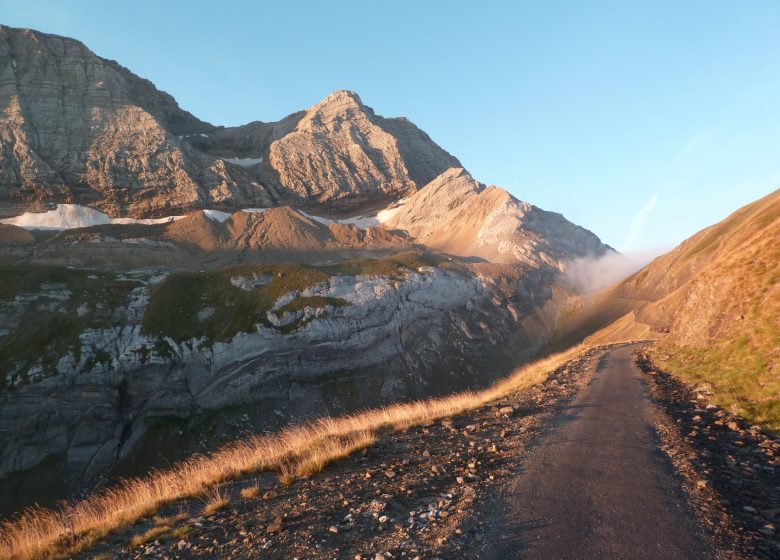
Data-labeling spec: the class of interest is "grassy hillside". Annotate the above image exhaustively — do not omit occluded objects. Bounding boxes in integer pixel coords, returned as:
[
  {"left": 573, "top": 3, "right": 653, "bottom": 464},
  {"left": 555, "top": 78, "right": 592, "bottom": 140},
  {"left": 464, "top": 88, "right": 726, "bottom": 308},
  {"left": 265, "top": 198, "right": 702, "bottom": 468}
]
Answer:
[{"left": 587, "top": 189, "right": 780, "bottom": 431}]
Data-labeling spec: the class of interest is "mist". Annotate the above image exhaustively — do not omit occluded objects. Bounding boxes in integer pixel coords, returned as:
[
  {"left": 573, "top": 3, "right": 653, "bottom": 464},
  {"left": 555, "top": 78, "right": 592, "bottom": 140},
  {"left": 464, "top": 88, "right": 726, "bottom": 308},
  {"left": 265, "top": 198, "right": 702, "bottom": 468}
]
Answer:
[{"left": 562, "top": 248, "right": 666, "bottom": 293}]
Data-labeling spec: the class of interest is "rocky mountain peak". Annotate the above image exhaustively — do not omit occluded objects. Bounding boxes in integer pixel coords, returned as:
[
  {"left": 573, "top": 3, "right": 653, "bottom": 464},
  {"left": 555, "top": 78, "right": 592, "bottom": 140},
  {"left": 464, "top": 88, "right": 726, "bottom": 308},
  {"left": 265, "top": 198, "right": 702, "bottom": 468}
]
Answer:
[
  {"left": 385, "top": 167, "right": 611, "bottom": 268},
  {"left": 312, "top": 89, "right": 365, "bottom": 110},
  {"left": 0, "top": 26, "right": 460, "bottom": 218}
]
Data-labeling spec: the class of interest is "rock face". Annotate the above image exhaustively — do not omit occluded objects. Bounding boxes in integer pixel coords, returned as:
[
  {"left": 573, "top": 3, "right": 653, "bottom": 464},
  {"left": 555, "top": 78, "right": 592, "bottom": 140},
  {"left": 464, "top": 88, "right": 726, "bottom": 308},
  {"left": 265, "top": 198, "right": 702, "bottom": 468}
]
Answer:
[
  {"left": 384, "top": 168, "right": 612, "bottom": 268},
  {"left": 260, "top": 91, "right": 460, "bottom": 208},
  {"left": 0, "top": 26, "right": 458, "bottom": 218},
  {"left": 0, "top": 264, "right": 527, "bottom": 511}
]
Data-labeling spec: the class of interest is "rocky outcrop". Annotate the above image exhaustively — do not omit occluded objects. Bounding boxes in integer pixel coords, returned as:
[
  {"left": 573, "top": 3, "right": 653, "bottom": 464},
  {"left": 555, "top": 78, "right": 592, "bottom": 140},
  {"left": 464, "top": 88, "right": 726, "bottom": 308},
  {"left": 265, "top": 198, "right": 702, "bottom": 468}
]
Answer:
[
  {"left": 0, "top": 26, "right": 458, "bottom": 218},
  {"left": 259, "top": 91, "right": 459, "bottom": 208},
  {"left": 384, "top": 168, "right": 613, "bottom": 269},
  {"left": 0, "top": 264, "right": 530, "bottom": 511},
  {"left": 0, "top": 26, "right": 227, "bottom": 217}
]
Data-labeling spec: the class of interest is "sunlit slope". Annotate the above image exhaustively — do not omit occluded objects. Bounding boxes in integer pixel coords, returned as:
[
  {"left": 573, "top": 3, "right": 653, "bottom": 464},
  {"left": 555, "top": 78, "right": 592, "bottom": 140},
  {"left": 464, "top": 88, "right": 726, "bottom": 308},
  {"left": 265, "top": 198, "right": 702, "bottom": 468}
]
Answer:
[{"left": 589, "top": 189, "right": 780, "bottom": 429}]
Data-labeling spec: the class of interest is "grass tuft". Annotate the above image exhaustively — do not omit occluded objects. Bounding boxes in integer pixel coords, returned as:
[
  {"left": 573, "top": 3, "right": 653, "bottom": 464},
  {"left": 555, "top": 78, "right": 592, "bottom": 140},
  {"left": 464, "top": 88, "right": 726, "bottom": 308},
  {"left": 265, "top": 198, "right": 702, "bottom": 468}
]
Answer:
[
  {"left": 130, "top": 525, "right": 170, "bottom": 548},
  {"left": 239, "top": 485, "right": 260, "bottom": 499},
  {"left": 200, "top": 487, "right": 230, "bottom": 517}
]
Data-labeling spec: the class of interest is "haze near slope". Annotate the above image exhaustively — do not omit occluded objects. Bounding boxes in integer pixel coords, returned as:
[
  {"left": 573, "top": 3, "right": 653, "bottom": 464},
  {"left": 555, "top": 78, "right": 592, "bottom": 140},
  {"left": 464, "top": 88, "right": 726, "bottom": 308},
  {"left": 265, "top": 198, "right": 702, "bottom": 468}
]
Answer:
[
  {"left": 589, "top": 188, "right": 780, "bottom": 430},
  {"left": 0, "top": 26, "right": 458, "bottom": 218}
]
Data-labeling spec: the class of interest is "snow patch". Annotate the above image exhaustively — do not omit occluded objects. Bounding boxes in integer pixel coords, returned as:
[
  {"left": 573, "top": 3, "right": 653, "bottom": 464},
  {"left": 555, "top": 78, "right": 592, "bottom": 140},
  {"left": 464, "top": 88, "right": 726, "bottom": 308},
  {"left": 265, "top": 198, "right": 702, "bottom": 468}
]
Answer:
[
  {"left": 376, "top": 206, "right": 402, "bottom": 223},
  {"left": 0, "top": 196, "right": 410, "bottom": 232},
  {"left": 112, "top": 216, "right": 183, "bottom": 226},
  {"left": 222, "top": 156, "right": 264, "bottom": 167},
  {"left": 298, "top": 197, "right": 409, "bottom": 229},
  {"left": 1, "top": 205, "right": 111, "bottom": 230},
  {"left": 298, "top": 210, "right": 334, "bottom": 225},
  {"left": 0, "top": 204, "right": 184, "bottom": 231},
  {"left": 202, "top": 209, "right": 232, "bottom": 222},
  {"left": 338, "top": 215, "right": 380, "bottom": 228}
]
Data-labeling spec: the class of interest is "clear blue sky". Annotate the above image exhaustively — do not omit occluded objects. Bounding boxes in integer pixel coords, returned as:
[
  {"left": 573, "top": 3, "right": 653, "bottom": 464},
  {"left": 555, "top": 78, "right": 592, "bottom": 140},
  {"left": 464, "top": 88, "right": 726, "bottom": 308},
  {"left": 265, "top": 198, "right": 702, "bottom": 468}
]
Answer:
[{"left": 3, "top": 0, "right": 780, "bottom": 254}]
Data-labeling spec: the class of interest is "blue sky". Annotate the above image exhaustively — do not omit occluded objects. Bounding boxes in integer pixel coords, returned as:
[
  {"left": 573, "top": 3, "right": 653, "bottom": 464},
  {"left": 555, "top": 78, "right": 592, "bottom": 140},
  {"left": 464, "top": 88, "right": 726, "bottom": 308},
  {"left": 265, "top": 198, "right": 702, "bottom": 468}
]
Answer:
[{"left": 3, "top": 1, "right": 780, "bottom": 254}]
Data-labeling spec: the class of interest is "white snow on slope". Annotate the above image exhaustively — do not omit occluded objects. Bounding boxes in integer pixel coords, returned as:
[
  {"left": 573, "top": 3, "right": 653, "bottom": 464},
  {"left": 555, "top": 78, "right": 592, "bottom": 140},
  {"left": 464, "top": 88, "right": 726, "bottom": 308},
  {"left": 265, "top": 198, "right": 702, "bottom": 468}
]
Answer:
[
  {"left": 202, "top": 209, "right": 232, "bottom": 222},
  {"left": 298, "top": 210, "right": 335, "bottom": 225},
  {"left": 221, "top": 156, "right": 264, "bottom": 167},
  {"left": 0, "top": 204, "right": 183, "bottom": 230},
  {"left": 0, "top": 204, "right": 112, "bottom": 229},
  {"left": 339, "top": 215, "right": 380, "bottom": 228},
  {"left": 298, "top": 199, "right": 408, "bottom": 229},
  {"left": 0, "top": 197, "right": 411, "bottom": 232}
]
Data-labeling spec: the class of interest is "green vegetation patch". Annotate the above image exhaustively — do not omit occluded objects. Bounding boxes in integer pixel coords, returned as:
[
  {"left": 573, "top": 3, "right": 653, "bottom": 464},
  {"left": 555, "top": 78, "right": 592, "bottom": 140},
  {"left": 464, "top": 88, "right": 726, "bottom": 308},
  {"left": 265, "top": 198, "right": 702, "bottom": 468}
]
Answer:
[
  {"left": 0, "top": 265, "right": 139, "bottom": 391},
  {"left": 653, "top": 334, "right": 780, "bottom": 433},
  {"left": 321, "top": 251, "right": 465, "bottom": 277},
  {"left": 141, "top": 264, "right": 331, "bottom": 345},
  {"left": 142, "top": 252, "right": 463, "bottom": 345},
  {"left": 130, "top": 525, "right": 171, "bottom": 547}
]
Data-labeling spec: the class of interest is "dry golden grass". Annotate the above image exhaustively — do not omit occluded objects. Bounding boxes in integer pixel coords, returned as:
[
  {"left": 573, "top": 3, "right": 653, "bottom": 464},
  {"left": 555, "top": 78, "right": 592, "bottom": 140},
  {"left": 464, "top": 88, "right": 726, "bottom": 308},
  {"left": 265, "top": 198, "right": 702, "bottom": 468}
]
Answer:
[
  {"left": 278, "top": 463, "right": 296, "bottom": 486},
  {"left": 129, "top": 525, "right": 170, "bottom": 548},
  {"left": 239, "top": 485, "right": 260, "bottom": 499},
  {"left": 200, "top": 487, "right": 230, "bottom": 517},
  {"left": 152, "top": 512, "right": 188, "bottom": 527},
  {"left": 0, "top": 344, "right": 586, "bottom": 560}
]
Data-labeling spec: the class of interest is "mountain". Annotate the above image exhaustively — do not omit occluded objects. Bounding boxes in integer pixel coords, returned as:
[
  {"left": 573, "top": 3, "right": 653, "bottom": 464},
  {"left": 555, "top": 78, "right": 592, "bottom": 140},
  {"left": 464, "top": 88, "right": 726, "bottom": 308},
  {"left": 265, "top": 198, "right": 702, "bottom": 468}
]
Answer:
[
  {"left": 0, "top": 25, "right": 615, "bottom": 515},
  {"left": 384, "top": 167, "right": 611, "bottom": 268},
  {"left": 581, "top": 189, "right": 780, "bottom": 429},
  {"left": 0, "top": 26, "right": 459, "bottom": 218}
]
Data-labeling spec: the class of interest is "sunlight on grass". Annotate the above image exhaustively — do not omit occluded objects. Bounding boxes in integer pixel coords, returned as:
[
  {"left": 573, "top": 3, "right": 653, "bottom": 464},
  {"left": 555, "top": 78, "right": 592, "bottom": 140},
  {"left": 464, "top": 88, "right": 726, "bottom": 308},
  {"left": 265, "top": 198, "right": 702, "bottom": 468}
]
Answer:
[{"left": 0, "top": 344, "right": 587, "bottom": 560}]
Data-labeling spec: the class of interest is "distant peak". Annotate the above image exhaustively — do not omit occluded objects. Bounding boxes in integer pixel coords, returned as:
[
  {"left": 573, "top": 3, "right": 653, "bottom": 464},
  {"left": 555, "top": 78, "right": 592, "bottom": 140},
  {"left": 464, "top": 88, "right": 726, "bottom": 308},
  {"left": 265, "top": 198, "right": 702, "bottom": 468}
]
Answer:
[
  {"left": 308, "top": 90, "right": 368, "bottom": 116},
  {"left": 319, "top": 90, "right": 363, "bottom": 105},
  {"left": 439, "top": 167, "right": 472, "bottom": 180}
]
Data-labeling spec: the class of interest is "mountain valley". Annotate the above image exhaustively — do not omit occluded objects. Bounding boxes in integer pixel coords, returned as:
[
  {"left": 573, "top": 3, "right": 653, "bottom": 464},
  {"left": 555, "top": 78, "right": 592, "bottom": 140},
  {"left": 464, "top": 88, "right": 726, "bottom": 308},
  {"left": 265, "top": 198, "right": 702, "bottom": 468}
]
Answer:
[{"left": 0, "top": 21, "right": 778, "bottom": 560}]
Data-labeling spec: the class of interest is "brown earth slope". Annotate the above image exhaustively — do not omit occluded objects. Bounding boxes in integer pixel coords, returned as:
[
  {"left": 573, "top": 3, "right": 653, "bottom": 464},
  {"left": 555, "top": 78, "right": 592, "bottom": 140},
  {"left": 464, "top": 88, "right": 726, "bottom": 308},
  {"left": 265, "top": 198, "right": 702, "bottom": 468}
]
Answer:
[{"left": 584, "top": 189, "right": 780, "bottom": 430}]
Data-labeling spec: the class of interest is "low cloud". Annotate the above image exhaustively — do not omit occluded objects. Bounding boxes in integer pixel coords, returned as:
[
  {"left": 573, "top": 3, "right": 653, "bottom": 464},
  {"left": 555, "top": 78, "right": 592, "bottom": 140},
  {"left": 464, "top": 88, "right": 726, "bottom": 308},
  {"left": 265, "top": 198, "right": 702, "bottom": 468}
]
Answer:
[{"left": 562, "top": 248, "right": 666, "bottom": 293}]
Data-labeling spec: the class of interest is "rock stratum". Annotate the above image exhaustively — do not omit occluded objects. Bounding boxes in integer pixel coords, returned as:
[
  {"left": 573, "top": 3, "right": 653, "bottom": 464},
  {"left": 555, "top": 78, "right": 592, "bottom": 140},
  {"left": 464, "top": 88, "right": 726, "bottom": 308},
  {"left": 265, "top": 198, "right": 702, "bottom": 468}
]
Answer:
[{"left": 0, "top": 256, "right": 532, "bottom": 511}]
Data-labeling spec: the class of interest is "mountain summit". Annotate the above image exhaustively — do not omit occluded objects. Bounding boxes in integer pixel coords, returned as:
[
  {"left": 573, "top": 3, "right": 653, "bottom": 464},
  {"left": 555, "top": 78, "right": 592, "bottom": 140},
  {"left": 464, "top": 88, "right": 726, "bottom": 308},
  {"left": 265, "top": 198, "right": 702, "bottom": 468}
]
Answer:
[{"left": 0, "top": 26, "right": 459, "bottom": 218}]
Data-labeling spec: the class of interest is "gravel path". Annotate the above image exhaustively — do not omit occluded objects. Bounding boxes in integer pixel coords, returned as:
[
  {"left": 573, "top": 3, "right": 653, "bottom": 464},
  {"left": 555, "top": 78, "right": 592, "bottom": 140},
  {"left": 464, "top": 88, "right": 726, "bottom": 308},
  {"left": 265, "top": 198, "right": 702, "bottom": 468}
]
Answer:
[{"left": 480, "top": 345, "right": 715, "bottom": 559}]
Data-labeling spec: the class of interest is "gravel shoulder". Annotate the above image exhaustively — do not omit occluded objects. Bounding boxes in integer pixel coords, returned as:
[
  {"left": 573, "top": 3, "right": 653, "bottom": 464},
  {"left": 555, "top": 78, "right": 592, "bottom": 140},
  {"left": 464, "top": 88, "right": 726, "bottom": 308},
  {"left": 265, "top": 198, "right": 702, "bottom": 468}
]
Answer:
[{"left": 637, "top": 349, "right": 780, "bottom": 559}]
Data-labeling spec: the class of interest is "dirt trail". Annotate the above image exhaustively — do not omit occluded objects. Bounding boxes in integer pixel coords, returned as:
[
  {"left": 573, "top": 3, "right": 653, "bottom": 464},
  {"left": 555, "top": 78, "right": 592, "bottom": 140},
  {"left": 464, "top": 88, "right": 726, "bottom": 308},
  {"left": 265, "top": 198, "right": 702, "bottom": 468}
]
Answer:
[{"left": 481, "top": 345, "right": 715, "bottom": 559}]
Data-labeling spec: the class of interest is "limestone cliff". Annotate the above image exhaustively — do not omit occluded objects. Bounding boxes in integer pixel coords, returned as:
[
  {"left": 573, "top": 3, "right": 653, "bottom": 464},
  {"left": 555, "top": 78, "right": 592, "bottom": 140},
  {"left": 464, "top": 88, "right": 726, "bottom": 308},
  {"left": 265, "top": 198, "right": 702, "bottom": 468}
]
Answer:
[{"left": 0, "top": 260, "right": 529, "bottom": 512}]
